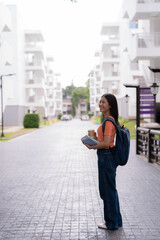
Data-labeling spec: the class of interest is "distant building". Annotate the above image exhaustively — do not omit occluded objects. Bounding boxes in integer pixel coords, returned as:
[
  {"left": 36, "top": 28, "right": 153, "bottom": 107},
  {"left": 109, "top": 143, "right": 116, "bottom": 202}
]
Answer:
[
  {"left": 76, "top": 99, "right": 88, "bottom": 116},
  {"left": 0, "top": 4, "right": 62, "bottom": 126},
  {"left": 25, "top": 30, "right": 46, "bottom": 118},
  {"left": 62, "top": 97, "right": 88, "bottom": 117},
  {"left": 62, "top": 97, "right": 72, "bottom": 115},
  {"left": 89, "top": 60, "right": 101, "bottom": 116}
]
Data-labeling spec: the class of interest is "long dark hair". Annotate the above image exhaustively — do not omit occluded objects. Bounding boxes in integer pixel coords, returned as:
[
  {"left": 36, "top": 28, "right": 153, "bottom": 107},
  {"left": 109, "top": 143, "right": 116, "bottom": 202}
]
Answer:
[{"left": 102, "top": 93, "right": 119, "bottom": 126}]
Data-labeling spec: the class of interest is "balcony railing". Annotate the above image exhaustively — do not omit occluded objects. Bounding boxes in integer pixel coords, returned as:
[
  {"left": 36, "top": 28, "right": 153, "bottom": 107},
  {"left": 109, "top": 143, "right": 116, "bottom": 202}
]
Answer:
[
  {"left": 102, "top": 35, "right": 119, "bottom": 41},
  {"left": 27, "top": 96, "right": 44, "bottom": 106},
  {"left": 137, "top": 127, "right": 160, "bottom": 164},
  {"left": 26, "top": 79, "right": 44, "bottom": 85},
  {"left": 26, "top": 60, "right": 45, "bottom": 67},
  {"left": 138, "top": 32, "right": 160, "bottom": 48},
  {"left": 138, "top": 0, "right": 160, "bottom": 3}
]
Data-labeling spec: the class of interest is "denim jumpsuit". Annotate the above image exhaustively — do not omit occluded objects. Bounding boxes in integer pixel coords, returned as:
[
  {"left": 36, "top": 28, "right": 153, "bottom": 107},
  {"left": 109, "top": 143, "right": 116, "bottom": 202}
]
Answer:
[{"left": 97, "top": 148, "right": 122, "bottom": 230}]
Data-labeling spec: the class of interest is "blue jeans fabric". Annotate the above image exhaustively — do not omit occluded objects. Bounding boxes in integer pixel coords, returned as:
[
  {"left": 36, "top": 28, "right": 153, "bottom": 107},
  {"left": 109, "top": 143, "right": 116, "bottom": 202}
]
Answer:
[{"left": 97, "top": 148, "right": 122, "bottom": 230}]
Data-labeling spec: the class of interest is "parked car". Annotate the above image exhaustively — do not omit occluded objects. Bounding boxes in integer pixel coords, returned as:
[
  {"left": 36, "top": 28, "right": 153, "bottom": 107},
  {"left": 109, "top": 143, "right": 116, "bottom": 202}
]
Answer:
[
  {"left": 68, "top": 115, "right": 73, "bottom": 120},
  {"left": 80, "top": 115, "right": 89, "bottom": 121},
  {"left": 61, "top": 115, "right": 70, "bottom": 121}
]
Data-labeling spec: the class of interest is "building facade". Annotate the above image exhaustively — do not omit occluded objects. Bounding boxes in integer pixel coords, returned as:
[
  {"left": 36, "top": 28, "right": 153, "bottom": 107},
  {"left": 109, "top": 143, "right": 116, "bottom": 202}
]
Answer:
[
  {"left": 0, "top": 4, "right": 62, "bottom": 126},
  {"left": 120, "top": 0, "right": 160, "bottom": 121},
  {"left": 25, "top": 30, "right": 46, "bottom": 118},
  {"left": 3, "top": 4, "right": 26, "bottom": 126},
  {"left": 89, "top": 0, "right": 160, "bottom": 122}
]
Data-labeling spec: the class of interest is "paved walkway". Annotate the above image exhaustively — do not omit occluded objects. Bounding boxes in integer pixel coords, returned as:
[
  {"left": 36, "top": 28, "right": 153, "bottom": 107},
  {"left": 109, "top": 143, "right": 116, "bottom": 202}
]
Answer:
[
  {"left": 2, "top": 126, "right": 23, "bottom": 133},
  {"left": 0, "top": 119, "right": 160, "bottom": 240}
]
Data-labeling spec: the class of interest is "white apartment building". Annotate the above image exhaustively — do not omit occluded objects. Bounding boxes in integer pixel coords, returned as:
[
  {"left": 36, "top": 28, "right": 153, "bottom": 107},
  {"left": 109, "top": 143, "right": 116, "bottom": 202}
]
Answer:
[
  {"left": 89, "top": 0, "right": 160, "bottom": 121},
  {"left": 120, "top": 0, "right": 160, "bottom": 121},
  {"left": 45, "top": 55, "right": 55, "bottom": 118},
  {"left": 25, "top": 30, "right": 46, "bottom": 117},
  {"left": 1, "top": 4, "right": 62, "bottom": 126},
  {"left": 54, "top": 73, "right": 62, "bottom": 116},
  {"left": 25, "top": 32, "right": 62, "bottom": 119},
  {"left": 100, "top": 23, "right": 121, "bottom": 97},
  {"left": 0, "top": 2, "right": 12, "bottom": 70},
  {"left": 89, "top": 52, "right": 102, "bottom": 116},
  {"left": 89, "top": 23, "right": 123, "bottom": 117},
  {"left": 0, "top": 2, "right": 14, "bottom": 123},
  {"left": 3, "top": 4, "right": 26, "bottom": 126}
]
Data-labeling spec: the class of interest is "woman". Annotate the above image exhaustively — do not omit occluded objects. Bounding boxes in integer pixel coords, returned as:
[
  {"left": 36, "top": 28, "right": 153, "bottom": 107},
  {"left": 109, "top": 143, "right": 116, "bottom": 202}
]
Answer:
[{"left": 83, "top": 93, "right": 122, "bottom": 230}]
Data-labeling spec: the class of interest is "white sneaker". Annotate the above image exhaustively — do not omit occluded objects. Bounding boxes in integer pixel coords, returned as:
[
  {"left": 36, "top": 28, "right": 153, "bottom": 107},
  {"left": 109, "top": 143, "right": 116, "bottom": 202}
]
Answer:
[{"left": 97, "top": 222, "right": 107, "bottom": 229}]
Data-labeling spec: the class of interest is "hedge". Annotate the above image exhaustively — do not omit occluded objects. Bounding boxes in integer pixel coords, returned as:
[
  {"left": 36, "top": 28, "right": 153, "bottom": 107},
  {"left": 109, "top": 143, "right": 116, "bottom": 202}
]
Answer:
[{"left": 23, "top": 113, "right": 40, "bottom": 128}]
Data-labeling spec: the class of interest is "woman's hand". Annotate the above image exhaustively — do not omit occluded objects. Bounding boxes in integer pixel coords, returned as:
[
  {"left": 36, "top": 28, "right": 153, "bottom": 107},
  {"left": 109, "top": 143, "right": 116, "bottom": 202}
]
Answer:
[
  {"left": 83, "top": 142, "right": 93, "bottom": 149},
  {"left": 82, "top": 135, "right": 111, "bottom": 150}
]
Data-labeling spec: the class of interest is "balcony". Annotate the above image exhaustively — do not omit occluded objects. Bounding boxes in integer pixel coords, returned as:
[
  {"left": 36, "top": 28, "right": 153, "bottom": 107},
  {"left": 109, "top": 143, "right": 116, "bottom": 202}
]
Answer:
[
  {"left": 101, "top": 23, "right": 119, "bottom": 36},
  {"left": 25, "top": 46, "right": 44, "bottom": 59},
  {"left": 25, "top": 59, "right": 45, "bottom": 73},
  {"left": 26, "top": 96, "right": 45, "bottom": 107},
  {"left": 130, "top": 32, "right": 160, "bottom": 61},
  {"left": 55, "top": 92, "right": 61, "bottom": 99},
  {"left": 130, "top": 62, "right": 144, "bottom": 79},
  {"left": 122, "top": 0, "right": 160, "bottom": 21},
  {"left": 101, "top": 56, "right": 120, "bottom": 64},
  {"left": 102, "top": 74, "right": 120, "bottom": 81},
  {"left": 25, "top": 78, "right": 45, "bottom": 90},
  {"left": 45, "top": 93, "right": 54, "bottom": 102},
  {"left": 101, "top": 38, "right": 120, "bottom": 48},
  {"left": 102, "top": 80, "right": 120, "bottom": 88},
  {"left": 55, "top": 101, "right": 62, "bottom": 110}
]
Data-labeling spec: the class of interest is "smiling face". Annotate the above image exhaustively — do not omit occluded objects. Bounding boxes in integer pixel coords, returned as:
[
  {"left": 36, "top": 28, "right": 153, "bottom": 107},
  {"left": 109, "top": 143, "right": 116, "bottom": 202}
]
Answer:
[{"left": 99, "top": 96, "right": 111, "bottom": 116}]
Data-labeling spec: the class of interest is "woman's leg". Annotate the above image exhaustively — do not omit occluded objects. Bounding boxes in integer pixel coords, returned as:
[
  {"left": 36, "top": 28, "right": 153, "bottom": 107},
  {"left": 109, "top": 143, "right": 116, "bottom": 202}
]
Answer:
[
  {"left": 98, "top": 150, "right": 122, "bottom": 230},
  {"left": 117, "top": 192, "right": 122, "bottom": 227}
]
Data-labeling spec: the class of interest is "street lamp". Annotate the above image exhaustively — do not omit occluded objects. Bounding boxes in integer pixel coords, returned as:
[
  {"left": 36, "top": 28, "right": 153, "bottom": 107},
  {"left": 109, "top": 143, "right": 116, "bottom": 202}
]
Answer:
[
  {"left": 150, "top": 82, "right": 159, "bottom": 96},
  {"left": 124, "top": 84, "right": 140, "bottom": 154},
  {"left": 125, "top": 94, "right": 130, "bottom": 103},
  {"left": 148, "top": 66, "right": 160, "bottom": 96},
  {"left": 0, "top": 74, "right": 16, "bottom": 137}
]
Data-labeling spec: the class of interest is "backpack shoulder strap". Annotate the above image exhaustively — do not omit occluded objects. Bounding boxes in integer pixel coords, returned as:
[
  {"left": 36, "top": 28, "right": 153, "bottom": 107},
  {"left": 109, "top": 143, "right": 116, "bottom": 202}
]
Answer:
[{"left": 102, "top": 117, "right": 118, "bottom": 133}]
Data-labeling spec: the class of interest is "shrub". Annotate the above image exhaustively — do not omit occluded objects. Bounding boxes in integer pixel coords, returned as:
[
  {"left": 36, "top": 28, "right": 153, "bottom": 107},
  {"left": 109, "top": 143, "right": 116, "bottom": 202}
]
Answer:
[
  {"left": 58, "top": 113, "right": 63, "bottom": 120},
  {"left": 23, "top": 113, "right": 40, "bottom": 128},
  {"left": 88, "top": 113, "right": 94, "bottom": 118}
]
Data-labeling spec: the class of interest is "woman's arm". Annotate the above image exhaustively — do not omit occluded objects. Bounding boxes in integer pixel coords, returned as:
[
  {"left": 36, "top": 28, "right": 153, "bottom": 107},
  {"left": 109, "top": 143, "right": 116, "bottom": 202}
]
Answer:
[{"left": 83, "top": 135, "right": 111, "bottom": 150}]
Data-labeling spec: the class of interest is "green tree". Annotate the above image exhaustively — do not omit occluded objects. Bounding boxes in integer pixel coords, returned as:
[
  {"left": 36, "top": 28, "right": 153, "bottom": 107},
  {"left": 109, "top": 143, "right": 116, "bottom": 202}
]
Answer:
[
  {"left": 85, "top": 80, "right": 90, "bottom": 111},
  {"left": 71, "top": 86, "right": 90, "bottom": 116},
  {"left": 71, "top": 89, "right": 80, "bottom": 116},
  {"left": 62, "top": 84, "right": 90, "bottom": 116},
  {"left": 63, "top": 85, "right": 75, "bottom": 98}
]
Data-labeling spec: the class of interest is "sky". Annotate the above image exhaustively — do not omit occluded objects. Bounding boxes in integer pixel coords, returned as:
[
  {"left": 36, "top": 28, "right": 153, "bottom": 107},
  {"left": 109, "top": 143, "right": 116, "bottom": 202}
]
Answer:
[{"left": 6, "top": 0, "right": 123, "bottom": 88}]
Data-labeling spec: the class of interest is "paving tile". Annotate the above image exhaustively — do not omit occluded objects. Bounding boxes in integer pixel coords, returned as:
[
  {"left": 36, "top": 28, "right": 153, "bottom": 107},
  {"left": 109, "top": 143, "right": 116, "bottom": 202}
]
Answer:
[{"left": 0, "top": 120, "right": 160, "bottom": 240}]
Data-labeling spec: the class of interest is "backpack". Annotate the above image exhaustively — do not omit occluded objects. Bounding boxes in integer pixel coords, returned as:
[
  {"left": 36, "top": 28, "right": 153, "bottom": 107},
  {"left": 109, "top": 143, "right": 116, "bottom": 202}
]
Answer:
[{"left": 102, "top": 117, "right": 130, "bottom": 166}]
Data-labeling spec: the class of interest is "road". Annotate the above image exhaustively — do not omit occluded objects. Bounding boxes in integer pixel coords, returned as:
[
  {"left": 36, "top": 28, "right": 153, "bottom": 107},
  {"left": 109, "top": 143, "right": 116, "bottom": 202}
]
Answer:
[{"left": 0, "top": 119, "right": 160, "bottom": 240}]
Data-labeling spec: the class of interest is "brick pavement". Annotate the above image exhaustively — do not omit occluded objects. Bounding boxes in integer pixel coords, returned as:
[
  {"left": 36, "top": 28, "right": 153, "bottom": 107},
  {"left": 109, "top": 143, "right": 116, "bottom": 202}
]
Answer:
[{"left": 0, "top": 119, "right": 160, "bottom": 240}]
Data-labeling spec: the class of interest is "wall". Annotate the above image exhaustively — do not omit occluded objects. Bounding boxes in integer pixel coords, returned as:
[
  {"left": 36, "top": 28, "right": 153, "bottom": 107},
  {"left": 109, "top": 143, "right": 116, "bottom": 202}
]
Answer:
[{"left": 4, "top": 105, "right": 27, "bottom": 126}]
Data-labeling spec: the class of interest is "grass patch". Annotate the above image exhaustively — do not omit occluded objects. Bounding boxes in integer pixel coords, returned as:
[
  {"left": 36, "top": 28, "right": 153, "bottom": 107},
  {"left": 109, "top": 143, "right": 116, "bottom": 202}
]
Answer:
[
  {"left": 40, "top": 119, "right": 59, "bottom": 126},
  {"left": 0, "top": 128, "right": 35, "bottom": 141},
  {"left": 90, "top": 116, "right": 101, "bottom": 124},
  {"left": 120, "top": 119, "right": 136, "bottom": 139},
  {"left": 0, "top": 120, "right": 59, "bottom": 142}
]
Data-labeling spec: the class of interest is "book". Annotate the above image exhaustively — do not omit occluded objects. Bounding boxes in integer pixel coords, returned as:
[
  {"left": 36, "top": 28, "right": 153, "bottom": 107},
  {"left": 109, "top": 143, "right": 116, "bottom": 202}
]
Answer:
[{"left": 81, "top": 135, "right": 99, "bottom": 146}]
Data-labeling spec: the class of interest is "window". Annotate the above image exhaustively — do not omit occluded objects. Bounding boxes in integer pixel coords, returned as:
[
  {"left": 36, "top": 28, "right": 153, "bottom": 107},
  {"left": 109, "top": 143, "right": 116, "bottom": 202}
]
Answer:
[{"left": 81, "top": 104, "right": 85, "bottom": 107}]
